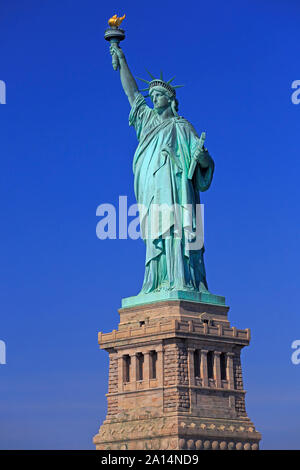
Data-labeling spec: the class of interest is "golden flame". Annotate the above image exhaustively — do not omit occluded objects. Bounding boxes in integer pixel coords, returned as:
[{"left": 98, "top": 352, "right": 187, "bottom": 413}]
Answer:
[{"left": 108, "top": 14, "right": 126, "bottom": 27}]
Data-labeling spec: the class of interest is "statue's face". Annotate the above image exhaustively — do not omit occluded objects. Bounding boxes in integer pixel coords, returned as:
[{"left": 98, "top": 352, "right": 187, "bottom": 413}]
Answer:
[{"left": 150, "top": 89, "right": 171, "bottom": 114}]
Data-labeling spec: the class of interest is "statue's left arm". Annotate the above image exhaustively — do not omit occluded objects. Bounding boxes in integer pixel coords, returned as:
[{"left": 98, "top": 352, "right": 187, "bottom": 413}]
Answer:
[
  {"left": 190, "top": 134, "right": 215, "bottom": 191},
  {"left": 195, "top": 147, "right": 211, "bottom": 169}
]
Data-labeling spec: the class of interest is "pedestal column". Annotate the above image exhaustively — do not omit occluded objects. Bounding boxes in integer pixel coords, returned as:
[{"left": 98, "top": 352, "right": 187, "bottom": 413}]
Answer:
[
  {"left": 144, "top": 350, "right": 150, "bottom": 388},
  {"left": 227, "top": 352, "right": 235, "bottom": 389},
  {"left": 200, "top": 349, "right": 208, "bottom": 387},
  {"left": 187, "top": 348, "right": 195, "bottom": 386},
  {"left": 156, "top": 345, "right": 164, "bottom": 387},
  {"left": 214, "top": 351, "right": 222, "bottom": 388}
]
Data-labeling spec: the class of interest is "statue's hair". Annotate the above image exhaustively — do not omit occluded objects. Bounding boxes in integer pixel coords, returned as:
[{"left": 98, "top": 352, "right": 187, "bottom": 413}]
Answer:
[
  {"left": 173, "top": 97, "right": 179, "bottom": 112},
  {"left": 170, "top": 97, "right": 179, "bottom": 117}
]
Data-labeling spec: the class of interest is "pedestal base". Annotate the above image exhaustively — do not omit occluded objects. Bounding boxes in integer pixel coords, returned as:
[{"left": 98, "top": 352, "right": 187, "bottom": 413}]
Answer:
[
  {"left": 93, "top": 298, "right": 261, "bottom": 450},
  {"left": 94, "top": 415, "right": 260, "bottom": 451}
]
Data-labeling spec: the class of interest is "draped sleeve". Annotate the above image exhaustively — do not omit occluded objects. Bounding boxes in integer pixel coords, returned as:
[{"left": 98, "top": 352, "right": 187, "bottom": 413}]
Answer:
[{"left": 129, "top": 93, "right": 153, "bottom": 141}]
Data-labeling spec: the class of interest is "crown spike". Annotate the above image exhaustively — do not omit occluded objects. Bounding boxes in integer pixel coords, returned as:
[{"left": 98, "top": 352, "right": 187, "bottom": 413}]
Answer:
[
  {"left": 145, "top": 69, "right": 156, "bottom": 80},
  {"left": 167, "top": 76, "right": 176, "bottom": 84},
  {"left": 136, "top": 77, "right": 151, "bottom": 84},
  {"left": 137, "top": 72, "right": 183, "bottom": 97}
]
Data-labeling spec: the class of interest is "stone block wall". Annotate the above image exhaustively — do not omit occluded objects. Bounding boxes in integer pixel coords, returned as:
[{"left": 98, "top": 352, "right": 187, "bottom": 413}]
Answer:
[{"left": 108, "top": 353, "right": 118, "bottom": 393}]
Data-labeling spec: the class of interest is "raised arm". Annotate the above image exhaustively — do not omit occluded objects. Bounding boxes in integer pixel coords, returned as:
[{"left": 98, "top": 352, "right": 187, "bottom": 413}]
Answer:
[{"left": 110, "top": 44, "right": 139, "bottom": 107}]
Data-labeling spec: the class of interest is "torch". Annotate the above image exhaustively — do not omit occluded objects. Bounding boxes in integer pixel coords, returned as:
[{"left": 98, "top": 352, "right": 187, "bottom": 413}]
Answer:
[{"left": 104, "top": 14, "right": 126, "bottom": 71}]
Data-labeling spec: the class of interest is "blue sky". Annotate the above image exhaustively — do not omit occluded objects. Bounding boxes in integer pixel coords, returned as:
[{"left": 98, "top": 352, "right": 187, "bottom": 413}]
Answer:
[{"left": 0, "top": 0, "right": 299, "bottom": 449}]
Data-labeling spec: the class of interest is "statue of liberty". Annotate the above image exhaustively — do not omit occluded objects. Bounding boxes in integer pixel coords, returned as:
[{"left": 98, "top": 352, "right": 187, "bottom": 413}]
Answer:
[{"left": 109, "top": 42, "right": 215, "bottom": 296}]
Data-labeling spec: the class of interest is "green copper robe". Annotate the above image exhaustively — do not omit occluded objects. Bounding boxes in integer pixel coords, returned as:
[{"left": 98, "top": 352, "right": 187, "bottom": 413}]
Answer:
[{"left": 129, "top": 93, "right": 214, "bottom": 294}]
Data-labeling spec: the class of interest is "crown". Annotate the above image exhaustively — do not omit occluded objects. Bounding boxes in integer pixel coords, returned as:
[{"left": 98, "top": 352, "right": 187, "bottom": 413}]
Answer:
[{"left": 137, "top": 71, "right": 184, "bottom": 98}]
